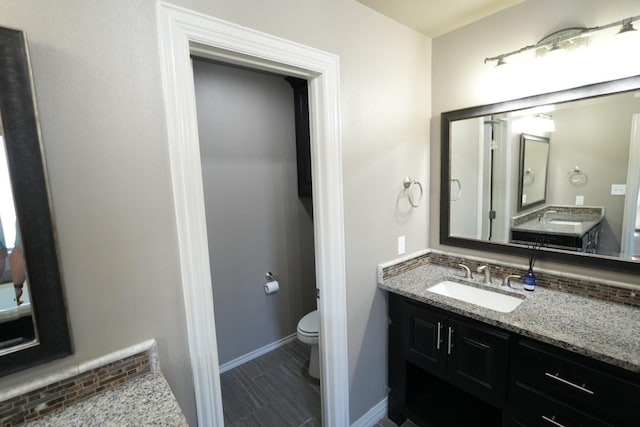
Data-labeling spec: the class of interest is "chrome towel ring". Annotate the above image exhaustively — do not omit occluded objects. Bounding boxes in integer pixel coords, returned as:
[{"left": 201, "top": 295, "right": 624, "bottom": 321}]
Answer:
[
  {"left": 523, "top": 168, "right": 535, "bottom": 185},
  {"left": 450, "top": 179, "right": 462, "bottom": 202},
  {"left": 403, "top": 177, "right": 423, "bottom": 208},
  {"left": 567, "top": 166, "right": 588, "bottom": 185}
]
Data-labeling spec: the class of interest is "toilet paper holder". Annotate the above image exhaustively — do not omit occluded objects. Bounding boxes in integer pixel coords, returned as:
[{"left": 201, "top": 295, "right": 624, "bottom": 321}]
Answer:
[{"left": 265, "top": 272, "right": 278, "bottom": 281}]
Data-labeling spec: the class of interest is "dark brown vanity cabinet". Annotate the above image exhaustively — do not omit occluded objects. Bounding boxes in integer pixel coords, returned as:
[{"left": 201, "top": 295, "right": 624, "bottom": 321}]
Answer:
[
  {"left": 507, "top": 339, "right": 640, "bottom": 427},
  {"left": 387, "top": 292, "right": 640, "bottom": 427},
  {"left": 388, "top": 293, "right": 509, "bottom": 425}
]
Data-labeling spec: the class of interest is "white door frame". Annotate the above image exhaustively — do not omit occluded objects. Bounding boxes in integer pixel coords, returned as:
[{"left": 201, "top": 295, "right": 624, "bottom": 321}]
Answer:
[
  {"left": 621, "top": 114, "right": 640, "bottom": 258},
  {"left": 156, "top": 3, "right": 349, "bottom": 426}
]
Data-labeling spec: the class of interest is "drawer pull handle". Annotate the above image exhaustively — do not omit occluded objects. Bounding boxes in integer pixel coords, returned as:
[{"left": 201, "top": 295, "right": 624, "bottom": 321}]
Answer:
[
  {"left": 544, "top": 372, "right": 594, "bottom": 395},
  {"left": 542, "top": 415, "right": 566, "bottom": 427},
  {"left": 447, "top": 327, "right": 454, "bottom": 355},
  {"left": 436, "top": 322, "right": 442, "bottom": 350}
]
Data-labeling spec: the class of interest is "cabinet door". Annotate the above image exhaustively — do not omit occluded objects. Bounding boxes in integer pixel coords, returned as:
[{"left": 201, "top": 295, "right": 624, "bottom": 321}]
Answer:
[
  {"left": 404, "top": 302, "right": 447, "bottom": 376},
  {"left": 448, "top": 317, "right": 510, "bottom": 407}
]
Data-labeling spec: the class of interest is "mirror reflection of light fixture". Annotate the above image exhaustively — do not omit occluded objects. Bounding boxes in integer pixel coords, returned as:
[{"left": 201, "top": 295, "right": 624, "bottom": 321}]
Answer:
[
  {"left": 534, "top": 113, "right": 555, "bottom": 133},
  {"left": 484, "top": 14, "right": 640, "bottom": 66},
  {"left": 618, "top": 17, "right": 637, "bottom": 36}
]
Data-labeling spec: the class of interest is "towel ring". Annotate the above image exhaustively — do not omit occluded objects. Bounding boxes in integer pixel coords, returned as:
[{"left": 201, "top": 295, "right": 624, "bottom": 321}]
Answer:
[
  {"left": 523, "top": 168, "right": 535, "bottom": 186},
  {"left": 567, "top": 166, "right": 588, "bottom": 185},
  {"left": 403, "top": 177, "right": 423, "bottom": 208},
  {"left": 450, "top": 178, "right": 462, "bottom": 202}
]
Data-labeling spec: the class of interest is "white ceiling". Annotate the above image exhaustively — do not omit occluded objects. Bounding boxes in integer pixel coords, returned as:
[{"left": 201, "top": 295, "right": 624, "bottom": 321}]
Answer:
[{"left": 356, "top": 0, "right": 524, "bottom": 37}]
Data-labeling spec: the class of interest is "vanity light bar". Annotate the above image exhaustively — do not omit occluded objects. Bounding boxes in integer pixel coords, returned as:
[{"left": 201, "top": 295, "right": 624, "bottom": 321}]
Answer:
[{"left": 484, "top": 14, "right": 640, "bottom": 66}]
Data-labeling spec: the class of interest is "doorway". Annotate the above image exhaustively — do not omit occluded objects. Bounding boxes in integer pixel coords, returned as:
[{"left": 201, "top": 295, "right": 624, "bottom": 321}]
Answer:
[
  {"left": 621, "top": 113, "right": 640, "bottom": 259},
  {"left": 192, "top": 58, "right": 320, "bottom": 424},
  {"left": 157, "top": 3, "right": 349, "bottom": 426}
]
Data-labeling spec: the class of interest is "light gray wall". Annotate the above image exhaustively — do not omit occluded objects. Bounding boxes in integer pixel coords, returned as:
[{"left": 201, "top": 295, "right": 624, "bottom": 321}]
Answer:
[
  {"left": 431, "top": 0, "right": 640, "bottom": 283},
  {"left": 0, "top": 0, "right": 431, "bottom": 424},
  {"left": 193, "top": 59, "right": 316, "bottom": 364},
  {"left": 548, "top": 94, "right": 640, "bottom": 255}
]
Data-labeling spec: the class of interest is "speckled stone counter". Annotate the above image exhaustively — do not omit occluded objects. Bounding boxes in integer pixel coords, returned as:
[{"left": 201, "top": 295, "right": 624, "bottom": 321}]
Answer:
[
  {"left": 23, "top": 372, "right": 187, "bottom": 426},
  {"left": 379, "top": 263, "right": 640, "bottom": 374},
  {"left": 511, "top": 205, "right": 604, "bottom": 237}
]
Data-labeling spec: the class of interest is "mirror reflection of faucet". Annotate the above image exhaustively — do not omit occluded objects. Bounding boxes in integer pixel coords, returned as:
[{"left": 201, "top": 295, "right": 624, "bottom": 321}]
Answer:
[{"left": 539, "top": 210, "right": 558, "bottom": 224}]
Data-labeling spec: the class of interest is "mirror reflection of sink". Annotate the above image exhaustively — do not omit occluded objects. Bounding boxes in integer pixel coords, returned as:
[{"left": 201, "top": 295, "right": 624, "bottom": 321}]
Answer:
[
  {"left": 548, "top": 219, "right": 582, "bottom": 226},
  {"left": 427, "top": 281, "right": 524, "bottom": 313}
]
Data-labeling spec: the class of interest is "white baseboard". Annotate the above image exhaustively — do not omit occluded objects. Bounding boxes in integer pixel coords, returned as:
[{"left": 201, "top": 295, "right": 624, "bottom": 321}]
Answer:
[
  {"left": 219, "top": 333, "right": 297, "bottom": 373},
  {"left": 351, "top": 397, "right": 387, "bottom": 427}
]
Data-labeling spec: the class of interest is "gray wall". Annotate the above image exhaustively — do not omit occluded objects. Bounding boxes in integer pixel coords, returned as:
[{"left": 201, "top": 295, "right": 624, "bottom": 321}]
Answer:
[
  {"left": 547, "top": 94, "right": 640, "bottom": 255},
  {"left": 431, "top": 0, "right": 640, "bottom": 283},
  {"left": 0, "top": 0, "right": 430, "bottom": 424},
  {"left": 193, "top": 59, "right": 316, "bottom": 364}
]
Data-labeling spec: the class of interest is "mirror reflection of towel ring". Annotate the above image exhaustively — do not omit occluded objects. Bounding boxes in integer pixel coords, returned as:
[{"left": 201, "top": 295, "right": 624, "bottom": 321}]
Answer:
[
  {"left": 567, "top": 166, "right": 588, "bottom": 185},
  {"left": 403, "top": 177, "right": 423, "bottom": 208},
  {"left": 450, "top": 178, "right": 462, "bottom": 202},
  {"left": 523, "top": 168, "right": 535, "bottom": 186}
]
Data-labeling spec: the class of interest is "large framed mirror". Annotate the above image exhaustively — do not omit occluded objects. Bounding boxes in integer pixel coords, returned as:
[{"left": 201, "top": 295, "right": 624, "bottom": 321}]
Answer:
[
  {"left": 441, "top": 74, "right": 640, "bottom": 274},
  {"left": 0, "top": 27, "right": 71, "bottom": 376}
]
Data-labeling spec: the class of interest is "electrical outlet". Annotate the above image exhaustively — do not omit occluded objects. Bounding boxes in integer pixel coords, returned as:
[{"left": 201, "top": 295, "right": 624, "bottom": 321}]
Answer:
[
  {"left": 397, "top": 236, "right": 406, "bottom": 255},
  {"left": 611, "top": 184, "right": 626, "bottom": 195},
  {"left": 575, "top": 195, "right": 584, "bottom": 206}
]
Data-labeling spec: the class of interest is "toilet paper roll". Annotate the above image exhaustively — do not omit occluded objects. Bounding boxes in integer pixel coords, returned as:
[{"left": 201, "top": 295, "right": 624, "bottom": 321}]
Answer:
[{"left": 264, "top": 280, "right": 279, "bottom": 294}]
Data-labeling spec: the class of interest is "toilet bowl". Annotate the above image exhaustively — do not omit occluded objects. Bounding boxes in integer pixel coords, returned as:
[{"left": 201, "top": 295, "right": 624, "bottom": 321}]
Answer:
[{"left": 297, "top": 310, "right": 319, "bottom": 379}]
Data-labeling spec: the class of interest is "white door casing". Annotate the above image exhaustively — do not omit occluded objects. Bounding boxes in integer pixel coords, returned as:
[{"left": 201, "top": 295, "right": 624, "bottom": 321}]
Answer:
[
  {"left": 156, "top": 2, "right": 349, "bottom": 426},
  {"left": 621, "top": 113, "right": 640, "bottom": 258}
]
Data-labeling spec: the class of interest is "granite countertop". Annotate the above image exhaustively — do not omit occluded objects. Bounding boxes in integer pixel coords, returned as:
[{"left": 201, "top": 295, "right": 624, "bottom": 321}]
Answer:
[
  {"left": 24, "top": 372, "right": 188, "bottom": 426},
  {"left": 379, "top": 263, "right": 640, "bottom": 374},
  {"left": 511, "top": 206, "right": 604, "bottom": 237},
  {"left": 511, "top": 217, "right": 601, "bottom": 237}
]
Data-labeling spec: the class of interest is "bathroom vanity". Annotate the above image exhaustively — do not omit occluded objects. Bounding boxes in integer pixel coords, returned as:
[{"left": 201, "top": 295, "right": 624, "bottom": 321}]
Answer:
[
  {"left": 381, "top": 262, "right": 640, "bottom": 427},
  {"left": 510, "top": 206, "right": 604, "bottom": 253}
]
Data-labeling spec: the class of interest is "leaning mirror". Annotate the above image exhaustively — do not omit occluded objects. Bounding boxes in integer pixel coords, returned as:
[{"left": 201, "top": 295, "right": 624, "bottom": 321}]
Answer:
[
  {"left": 441, "top": 74, "right": 640, "bottom": 274},
  {"left": 0, "top": 26, "right": 71, "bottom": 375}
]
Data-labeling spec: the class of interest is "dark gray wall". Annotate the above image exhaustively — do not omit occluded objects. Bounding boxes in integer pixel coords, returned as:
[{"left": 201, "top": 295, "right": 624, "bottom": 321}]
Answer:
[{"left": 193, "top": 59, "right": 317, "bottom": 364}]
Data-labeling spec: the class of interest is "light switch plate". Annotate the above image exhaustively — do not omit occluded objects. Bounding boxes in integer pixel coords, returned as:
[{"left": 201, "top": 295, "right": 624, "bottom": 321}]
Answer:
[
  {"left": 575, "top": 195, "right": 584, "bottom": 206},
  {"left": 611, "top": 184, "right": 626, "bottom": 195},
  {"left": 397, "top": 236, "right": 405, "bottom": 255}
]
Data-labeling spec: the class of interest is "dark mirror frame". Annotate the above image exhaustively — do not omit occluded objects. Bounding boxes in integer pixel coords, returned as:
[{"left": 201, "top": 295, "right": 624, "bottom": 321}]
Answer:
[
  {"left": 517, "top": 133, "right": 550, "bottom": 212},
  {"left": 441, "top": 74, "right": 640, "bottom": 275},
  {"left": 0, "top": 27, "right": 71, "bottom": 376}
]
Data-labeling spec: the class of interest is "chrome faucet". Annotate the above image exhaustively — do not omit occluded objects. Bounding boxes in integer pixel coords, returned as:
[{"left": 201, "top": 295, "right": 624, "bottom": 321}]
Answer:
[
  {"left": 458, "top": 264, "right": 472, "bottom": 279},
  {"left": 501, "top": 274, "right": 521, "bottom": 289},
  {"left": 539, "top": 210, "right": 558, "bottom": 224},
  {"left": 477, "top": 265, "right": 491, "bottom": 284}
]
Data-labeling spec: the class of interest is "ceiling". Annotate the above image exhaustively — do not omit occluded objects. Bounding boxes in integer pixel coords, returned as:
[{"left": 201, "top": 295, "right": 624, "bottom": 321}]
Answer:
[{"left": 356, "top": 0, "right": 524, "bottom": 37}]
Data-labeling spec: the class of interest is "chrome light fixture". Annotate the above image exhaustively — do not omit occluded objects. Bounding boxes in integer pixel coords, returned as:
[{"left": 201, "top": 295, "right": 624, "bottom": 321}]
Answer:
[
  {"left": 618, "top": 17, "right": 637, "bottom": 35},
  {"left": 484, "top": 14, "right": 640, "bottom": 66}
]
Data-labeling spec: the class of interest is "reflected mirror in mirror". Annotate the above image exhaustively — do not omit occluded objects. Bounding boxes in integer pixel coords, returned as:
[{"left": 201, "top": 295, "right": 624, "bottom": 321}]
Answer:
[
  {"left": 519, "top": 133, "right": 550, "bottom": 211},
  {"left": 442, "top": 75, "right": 640, "bottom": 273},
  {"left": 0, "top": 118, "right": 37, "bottom": 353}
]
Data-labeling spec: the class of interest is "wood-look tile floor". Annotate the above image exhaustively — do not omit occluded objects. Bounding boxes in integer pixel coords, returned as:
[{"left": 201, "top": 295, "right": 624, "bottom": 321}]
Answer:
[
  {"left": 221, "top": 339, "right": 416, "bottom": 426},
  {"left": 221, "top": 340, "right": 321, "bottom": 426}
]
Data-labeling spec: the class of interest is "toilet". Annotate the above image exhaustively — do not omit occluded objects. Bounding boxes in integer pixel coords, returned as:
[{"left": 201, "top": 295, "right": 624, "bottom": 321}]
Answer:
[{"left": 297, "top": 310, "right": 319, "bottom": 379}]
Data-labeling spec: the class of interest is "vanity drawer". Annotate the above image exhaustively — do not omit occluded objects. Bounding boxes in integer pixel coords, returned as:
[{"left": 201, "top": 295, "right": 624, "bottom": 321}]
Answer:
[
  {"left": 509, "top": 382, "right": 614, "bottom": 427},
  {"left": 512, "top": 340, "right": 640, "bottom": 426}
]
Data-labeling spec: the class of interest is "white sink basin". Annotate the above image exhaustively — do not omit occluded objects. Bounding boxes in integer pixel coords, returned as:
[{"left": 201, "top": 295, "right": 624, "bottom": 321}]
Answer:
[
  {"left": 427, "top": 281, "right": 524, "bottom": 313},
  {"left": 548, "top": 219, "right": 582, "bottom": 226}
]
